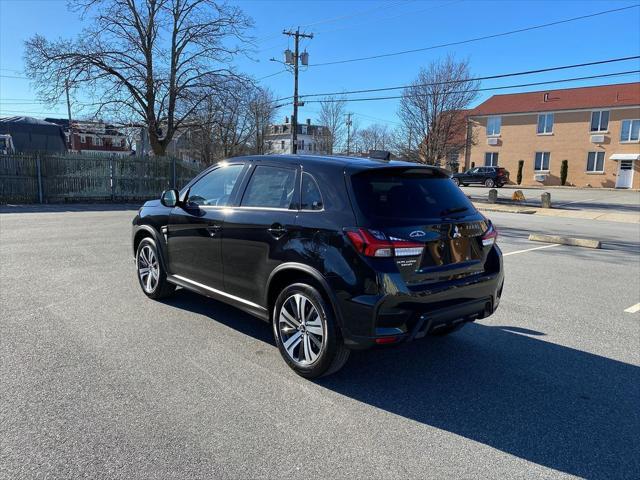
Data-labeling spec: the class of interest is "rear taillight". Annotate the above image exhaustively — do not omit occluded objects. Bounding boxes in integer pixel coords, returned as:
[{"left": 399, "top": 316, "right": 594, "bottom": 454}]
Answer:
[
  {"left": 481, "top": 223, "right": 498, "bottom": 247},
  {"left": 345, "top": 228, "right": 424, "bottom": 258}
]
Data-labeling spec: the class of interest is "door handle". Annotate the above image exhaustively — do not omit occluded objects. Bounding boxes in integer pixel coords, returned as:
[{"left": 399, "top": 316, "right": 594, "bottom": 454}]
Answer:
[
  {"left": 206, "top": 223, "right": 222, "bottom": 237},
  {"left": 268, "top": 223, "right": 287, "bottom": 238}
]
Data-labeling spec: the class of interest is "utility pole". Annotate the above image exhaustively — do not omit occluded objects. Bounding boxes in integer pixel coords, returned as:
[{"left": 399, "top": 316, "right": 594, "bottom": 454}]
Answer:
[
  {"left": 345, "top": 113, "right": 353, "bottom": 155},
  {"left": 65, "top": 79, "right": 75, "bottom": 151},
  {"left": 282, "top": 28, "right": 313, "bottom": 154}
]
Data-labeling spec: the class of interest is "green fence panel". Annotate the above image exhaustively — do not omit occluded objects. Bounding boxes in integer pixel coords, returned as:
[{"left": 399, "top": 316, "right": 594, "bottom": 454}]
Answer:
[{"left": 0, "top": 154, "right": 39, "bottom": 203}]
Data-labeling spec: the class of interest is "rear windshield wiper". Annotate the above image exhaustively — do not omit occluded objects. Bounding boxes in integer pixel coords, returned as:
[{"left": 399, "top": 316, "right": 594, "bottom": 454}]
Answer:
[{"left": 440, "top": 206, "right": 469, "bottom": 216}]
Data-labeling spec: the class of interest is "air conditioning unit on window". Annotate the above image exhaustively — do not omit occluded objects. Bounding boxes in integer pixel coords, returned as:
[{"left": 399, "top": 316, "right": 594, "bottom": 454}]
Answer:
[
  {"left": 590, "top": 134, "right": 605, "bottom": 143},
  {"left": 487, "top": 137, "right": 499, "bottom": 146},
  {"left": 534, "top": 174, "right": 547, "bottom": 182}
]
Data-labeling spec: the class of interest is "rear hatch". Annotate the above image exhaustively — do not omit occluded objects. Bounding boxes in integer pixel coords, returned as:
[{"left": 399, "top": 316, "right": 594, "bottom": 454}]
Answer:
[{"left": 349, "top": 167, "right": 496, "bottom": 286}]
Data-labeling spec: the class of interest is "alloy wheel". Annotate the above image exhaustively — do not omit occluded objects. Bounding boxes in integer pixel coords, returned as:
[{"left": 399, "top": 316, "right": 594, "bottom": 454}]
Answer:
[
  {"left": 138, "top": 245, "right": 160, "bottom": 293},
  {"left": 278, "top": 293, "right": 325, "bottom": 365}
]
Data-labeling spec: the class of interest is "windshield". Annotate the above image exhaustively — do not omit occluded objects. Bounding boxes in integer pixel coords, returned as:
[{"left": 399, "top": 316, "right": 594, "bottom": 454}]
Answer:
[{"left": 351, "top": 168, "right": 476, "bottom": 223}]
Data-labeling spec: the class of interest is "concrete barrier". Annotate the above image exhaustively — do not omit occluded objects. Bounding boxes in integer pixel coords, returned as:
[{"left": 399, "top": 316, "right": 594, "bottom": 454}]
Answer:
[{"left": 528, "top": 233, "right": 601, "bottom": 249}]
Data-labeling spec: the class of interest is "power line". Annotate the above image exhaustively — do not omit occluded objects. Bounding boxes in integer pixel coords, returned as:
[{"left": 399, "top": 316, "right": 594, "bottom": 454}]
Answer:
[
  {"left": 302, "top": 0, "right": 414, "bottom": 28},
  {"left": 295, "top": 55, "right": 640, "bottom": 99},
  {"left": 303, "top": 70, "right": 640, "bottom": 104},
  {"left": 273, "top": 55, "right": 640, "bottom": 102},
  {"left": 310, "top": 4, "right": 640, "bottom": 67}
]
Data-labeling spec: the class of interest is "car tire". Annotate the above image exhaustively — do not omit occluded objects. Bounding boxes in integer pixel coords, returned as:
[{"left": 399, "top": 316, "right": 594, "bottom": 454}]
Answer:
[
  {"left": 429, "top": 322, "right": 466, "bottom": 336},
  {"left": 452, "top": 178, "right": 460, "bottom": 186},
  {"left": 273, "top": 283, "right": 350, "bottom": 379},
  {"left": 136, "top": 237, "right": 176, "bottom": 300},
  {"left": 485, "top": 178, "right": 495, "bottom": 188},
  {"left": 461, "top": 183, "right": 468, "bottom": 187}
]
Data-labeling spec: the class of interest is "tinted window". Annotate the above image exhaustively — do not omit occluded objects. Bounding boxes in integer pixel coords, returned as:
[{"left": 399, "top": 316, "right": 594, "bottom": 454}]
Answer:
[
  {"left": 188, "top": 164, "right": 244, "bottom": 206},
  {"left": 301, "top": 173, "right": 323, "bottom": 210},
  {"left": 351, "top": 168, "right": 475, "bottom": 222},
  {"left": 241, "top": 165, "right": 296, "bottom": 209}
]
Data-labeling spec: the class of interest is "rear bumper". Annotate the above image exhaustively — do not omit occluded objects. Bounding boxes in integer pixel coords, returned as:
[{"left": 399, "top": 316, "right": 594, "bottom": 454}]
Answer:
[{"left": 339, "top": 252, "right": 504, "bottom": 349}]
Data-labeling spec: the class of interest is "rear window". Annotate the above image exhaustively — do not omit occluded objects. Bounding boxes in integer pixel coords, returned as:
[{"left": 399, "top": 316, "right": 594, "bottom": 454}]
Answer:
[{"left": 351, "top": 168, "right": 475, "bottom": 222}]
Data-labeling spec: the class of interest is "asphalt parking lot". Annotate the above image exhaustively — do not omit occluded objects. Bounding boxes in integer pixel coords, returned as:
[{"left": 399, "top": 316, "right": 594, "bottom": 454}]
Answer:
[{"left": 1, "top": 207, "right": 639, "bottom": 479}]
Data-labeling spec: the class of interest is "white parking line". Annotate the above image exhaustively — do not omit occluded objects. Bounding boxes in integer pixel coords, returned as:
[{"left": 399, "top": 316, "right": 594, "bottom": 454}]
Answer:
[
  {"left": 624, "top": 303, "right": 640, "bottom": 314},
  {"left": 503, "top": 243, "right": 562, "bottom": 256}
]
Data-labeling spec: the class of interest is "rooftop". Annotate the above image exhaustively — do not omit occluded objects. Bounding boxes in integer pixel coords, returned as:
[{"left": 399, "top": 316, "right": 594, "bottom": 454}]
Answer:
[{"left": 471, "top": 81, "right": 640, "bottom": 116}]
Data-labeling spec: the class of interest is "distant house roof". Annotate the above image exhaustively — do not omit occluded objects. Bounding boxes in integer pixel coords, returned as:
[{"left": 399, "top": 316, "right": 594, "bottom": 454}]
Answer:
[
  {"left": 0, "top": 116, "right": 67, "bottom": 153},
  {"left": 470, "top": 82, "right": 640, "bottom": 116}
]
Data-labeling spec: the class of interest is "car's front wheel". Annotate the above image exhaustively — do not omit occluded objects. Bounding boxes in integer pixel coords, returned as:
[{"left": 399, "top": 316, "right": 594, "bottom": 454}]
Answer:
[
  {"left": 136, "top": 237, "right": 176, "bottom": 299},
  {"left": 273, "top": 283, "right": 350, "bottom": 378}
]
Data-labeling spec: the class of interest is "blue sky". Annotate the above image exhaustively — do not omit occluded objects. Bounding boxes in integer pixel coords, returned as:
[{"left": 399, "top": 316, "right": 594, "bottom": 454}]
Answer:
[{"left": 1, "top": 0, "right": 639, "bottom": 129}]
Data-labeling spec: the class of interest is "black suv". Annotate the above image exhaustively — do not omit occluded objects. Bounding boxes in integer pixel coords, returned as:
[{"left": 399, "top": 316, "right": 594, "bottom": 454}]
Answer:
[
  {"left": 452, "top": 166, "right": 510, "bottom": 188},
  {"left": 132, "top": 155, "right": 504, "bottom": 378}
]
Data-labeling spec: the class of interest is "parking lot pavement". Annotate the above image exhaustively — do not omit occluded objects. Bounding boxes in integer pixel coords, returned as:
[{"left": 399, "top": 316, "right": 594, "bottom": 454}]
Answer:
[
  {"left": 461, "top": 186, "right": 640, "bottom": 213},
  {"left": 1, "top": 208, "right": 639, "bottom": 479}
]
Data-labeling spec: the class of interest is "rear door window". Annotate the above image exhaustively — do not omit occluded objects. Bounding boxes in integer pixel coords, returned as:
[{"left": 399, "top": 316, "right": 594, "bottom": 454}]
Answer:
[
  {"left": 351, "top": 168, "right": 475, "bottom": 222},
  {"left": 241, "top": 165, "right": 297, "bottom": 209}
]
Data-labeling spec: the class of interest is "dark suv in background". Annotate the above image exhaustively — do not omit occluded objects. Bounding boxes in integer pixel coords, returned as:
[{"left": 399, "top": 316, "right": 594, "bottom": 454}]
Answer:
[
  {"left": 132, "top": 155, "right": 504, "bottom": 378},
  {"left": 452, "top": 166, "right": 510, "bottom": 188}
]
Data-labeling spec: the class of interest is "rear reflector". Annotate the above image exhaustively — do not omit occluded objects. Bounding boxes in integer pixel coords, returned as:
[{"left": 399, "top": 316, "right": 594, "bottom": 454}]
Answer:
[
  {"left": 346, "top": 228, "right": 424, "bottom": 258},
  {"left": 482, "top": 223, "right": 498, "bottom": 246},
  {"left": 375, "top": 336, "right": 400, "bottom": 344}
]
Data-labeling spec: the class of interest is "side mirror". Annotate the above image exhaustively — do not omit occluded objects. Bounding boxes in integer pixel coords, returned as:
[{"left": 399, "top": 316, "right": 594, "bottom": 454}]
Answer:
[{"left": 160, "top": 189, "right": 179, "bottom": 208}]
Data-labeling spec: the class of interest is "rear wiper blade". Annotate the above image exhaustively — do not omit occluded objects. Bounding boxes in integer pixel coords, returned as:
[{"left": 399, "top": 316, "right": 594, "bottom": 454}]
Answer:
[{"left": 440, "top": 206, "right": 468, "bottom": 216}]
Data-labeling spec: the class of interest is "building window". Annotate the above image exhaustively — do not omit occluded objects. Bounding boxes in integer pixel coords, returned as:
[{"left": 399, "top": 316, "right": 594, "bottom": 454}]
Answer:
[
  {"left": 281, "top": 140, "right": 285, "bottom": 150},
  {"left": 484, "top": 152, "right": 498, "bottom": 166},
  {"left": 534, "top": 152, "right": 550, "bottom": 171},
  {"left": 299, "top": 139, "right": 304, "bottom": 150},
  {"left": 586, "top": 151, "right": 605, "bottom": 173},
  {"left": 80, "top": 135, "right": 86, "bottom": 143},
  {"left": 620, "top": 119, "right": 640, "bottom": 142},
  {"left": 590, "top": 111, "right": 609, "bottom": 132},
  {"left": 487, "top": 116, "right": 501, "bottom": 136},
  {"left": 301, "top": 125, "right": 308, "bottom": 135},
  {"left": 537, "top": 113, "right": 553, "bottom": 134},
  {"left": 94, "top": 137, "right": 103, "bottom": 146}
]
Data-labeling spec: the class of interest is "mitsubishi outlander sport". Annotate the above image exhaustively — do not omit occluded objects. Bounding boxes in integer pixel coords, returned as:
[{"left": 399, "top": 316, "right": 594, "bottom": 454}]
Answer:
[{"left": 132, "top": 155, "right": 504, "bottom": 378}]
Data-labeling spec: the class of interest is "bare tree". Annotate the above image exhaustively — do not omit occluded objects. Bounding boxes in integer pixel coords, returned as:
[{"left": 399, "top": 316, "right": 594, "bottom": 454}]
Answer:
[
  {"left": 356, "top": 123, "right": 392, "bottom": 153},
  {"left": 397, "top": 56, "right": 479, "bottom": 165},
  {"left": 24, "top": 0, "right": 252, "bottom": 156},
  {"left": 317, "top": 95, "right": 346, "bottom": 154},
  {"left": 179, "top": 82, "right": 277, "bottom": 164}
]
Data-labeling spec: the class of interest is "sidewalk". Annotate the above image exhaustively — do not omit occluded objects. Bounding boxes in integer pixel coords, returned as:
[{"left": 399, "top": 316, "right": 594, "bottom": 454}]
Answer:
[{"left": 473, "top": 202, "right": 640, "bottom": 224}]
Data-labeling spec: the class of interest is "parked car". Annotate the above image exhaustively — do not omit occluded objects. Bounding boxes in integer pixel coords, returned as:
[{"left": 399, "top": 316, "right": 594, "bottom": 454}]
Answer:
[
  {"left": 132, "top": 155, "right": 504, "bottom": 378},
  {"left": 452, "top": 166, "right": 510, "bottom": 187}
]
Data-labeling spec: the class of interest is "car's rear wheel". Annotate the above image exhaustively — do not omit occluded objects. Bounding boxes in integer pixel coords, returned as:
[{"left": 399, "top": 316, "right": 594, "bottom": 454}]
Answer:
[
  {"left": 452, "top": 177, "right": 460, "bottom": 186},
  {"left": 273, "top": 283, "right": 349, "bottom": 378},
  {"left": 485, "top": 178, "right": 495, "bottom": 188},
  {"left": 136, "top": 237, "right": 175, "bottom": 299}
]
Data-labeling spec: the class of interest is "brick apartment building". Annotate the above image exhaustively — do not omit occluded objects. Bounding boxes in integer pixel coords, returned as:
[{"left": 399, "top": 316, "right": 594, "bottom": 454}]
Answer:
[
  {"left": 46, "top": 118, "right": 131, "bottom": 155},
  {"left": 462, "top": 82, "right": 640, "bottom": 189}
]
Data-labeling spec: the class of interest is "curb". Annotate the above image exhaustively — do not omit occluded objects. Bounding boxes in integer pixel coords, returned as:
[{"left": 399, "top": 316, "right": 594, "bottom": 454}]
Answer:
[
  {"left": 475, "top": 206, "right": 536, "bottom": 214},
  {"left": 528, "top": 234, "right": 601, "bottom": 249}
]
